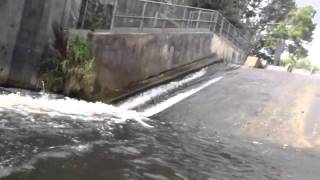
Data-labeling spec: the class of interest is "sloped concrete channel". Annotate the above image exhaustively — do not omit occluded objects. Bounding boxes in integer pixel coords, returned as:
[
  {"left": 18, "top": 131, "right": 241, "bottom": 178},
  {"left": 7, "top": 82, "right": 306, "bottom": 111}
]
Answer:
[{"left": 1, "top": 66, "right": 320, "bottom": 179}]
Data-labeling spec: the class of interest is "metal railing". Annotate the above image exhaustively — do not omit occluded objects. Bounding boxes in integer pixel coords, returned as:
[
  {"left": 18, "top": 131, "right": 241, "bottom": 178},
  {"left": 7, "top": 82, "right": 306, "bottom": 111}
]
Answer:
[{"left": 62, "top": 0, "right": 250, "bottom": 50}]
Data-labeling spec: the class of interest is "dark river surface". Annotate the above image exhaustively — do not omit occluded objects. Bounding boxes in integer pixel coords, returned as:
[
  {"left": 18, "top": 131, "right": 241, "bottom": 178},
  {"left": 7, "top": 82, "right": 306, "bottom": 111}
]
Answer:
[{"left": 1, "top": 67, "right": 320, "bottom": 180}]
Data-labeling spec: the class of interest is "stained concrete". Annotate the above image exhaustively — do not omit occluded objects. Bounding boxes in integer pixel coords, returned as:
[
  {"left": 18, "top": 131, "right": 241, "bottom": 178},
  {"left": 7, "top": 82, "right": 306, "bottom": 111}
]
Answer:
[
  {"left": 0, "top": 0, "right": 25, "bottom": 84},
  {"left": 0, "top": 0, "right": 248, "bottom": 99},
  {"left": 0, "top": 0, "right": 68, "bottom": 89},
  {"left": 90, "top": 31, "right": 247, "bottom": 98},
  {"left": 157, "top": 68, "right": 320, "bottom": 149}
]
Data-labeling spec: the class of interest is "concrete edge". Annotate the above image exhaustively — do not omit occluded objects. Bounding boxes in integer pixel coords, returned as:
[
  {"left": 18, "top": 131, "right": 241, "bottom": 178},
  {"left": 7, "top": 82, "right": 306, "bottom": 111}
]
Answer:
[{"left": 106, "top": 56, "right": 224, "bottom": 104}]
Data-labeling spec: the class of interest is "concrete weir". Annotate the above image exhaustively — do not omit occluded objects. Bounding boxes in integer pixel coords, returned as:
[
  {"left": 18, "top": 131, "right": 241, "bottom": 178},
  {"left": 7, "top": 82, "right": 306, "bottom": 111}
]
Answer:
[
  {"left": 0, "top": 0, "right": 248, "bottom": 101},
  {"left": 90, "top": 31, "right": 246, "bottom": 101}
]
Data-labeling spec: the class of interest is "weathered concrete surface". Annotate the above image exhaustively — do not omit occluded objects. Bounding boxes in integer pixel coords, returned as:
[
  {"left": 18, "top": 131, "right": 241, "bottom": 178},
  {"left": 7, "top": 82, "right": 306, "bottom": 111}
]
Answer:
[
  {"left": 90, "top": 31, "right": 246, "bottom": 98},
  {"left": 157, "top": 68, "right": 320, "bottom": 149},
  {"left": 0, "top": 0, "right": 68, "bottom": 89},
  {"left": 0, "top": 0, "right": 25, "bottom": 84},
  {"left": 0, "top": 0, "right": 248, "bottom": 99}
]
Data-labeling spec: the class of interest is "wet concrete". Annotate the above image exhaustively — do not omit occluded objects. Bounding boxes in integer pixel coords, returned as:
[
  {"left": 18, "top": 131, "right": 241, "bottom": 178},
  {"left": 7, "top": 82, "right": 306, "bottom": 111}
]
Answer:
[
  {"left": 2, "top": 67, "right": 320, "bottom": 179},
  {"left": 157, "top": 68, "right": 320, "bottom": 148},
  {"left": 155, "top": 67, "right": 320, "bottom": 179}
]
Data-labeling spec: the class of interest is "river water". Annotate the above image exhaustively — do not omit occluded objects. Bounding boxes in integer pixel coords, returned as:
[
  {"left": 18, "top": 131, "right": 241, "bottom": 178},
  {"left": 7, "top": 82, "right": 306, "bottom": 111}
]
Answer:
[{"left": 1, "top": 67, "right": 320, "bottom": 180}]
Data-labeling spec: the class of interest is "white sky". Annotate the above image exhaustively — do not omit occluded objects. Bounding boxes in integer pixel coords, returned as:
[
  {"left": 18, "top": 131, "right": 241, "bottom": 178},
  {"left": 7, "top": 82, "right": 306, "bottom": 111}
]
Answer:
[{"left": 296, "top": 0, "right": 320, "bottom": 64}]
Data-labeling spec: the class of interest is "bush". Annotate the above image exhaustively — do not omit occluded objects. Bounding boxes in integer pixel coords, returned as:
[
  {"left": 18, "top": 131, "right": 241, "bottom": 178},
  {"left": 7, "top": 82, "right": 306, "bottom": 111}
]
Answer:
[
  {"left": 296, "top": 58, "right": 311, "bottom": 70},
  {"left": 282, "top": 55, "right": 295, "bottom": 66},
  {"left": 62, "top": 35, "right": 96, "bottom": 97},
  {"left": 39, "top": 23, "right": 96, "bottom": 99}
]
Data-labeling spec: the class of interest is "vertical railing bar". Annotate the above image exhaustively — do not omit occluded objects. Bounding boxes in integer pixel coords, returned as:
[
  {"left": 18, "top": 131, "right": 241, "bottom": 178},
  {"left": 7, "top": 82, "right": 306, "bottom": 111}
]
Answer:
[
  {"left": 187, "top": 8, "right": 192, "bottom": 28},
  {"left": 196, "top": 10, "right": 201, "bottom": 29},
  {"left": 182, "top": 8, "right": 187, "bottom": 28},
  {"left": 60, "top": 0, "right": 69, "bottom": 28},
  {"left": 227, "top": 23, "right": 231, "bottom": 40},
  {"left": 153, "top": 7, "right": 159, "bottom": 28},
  {"left": 162, "top": 4, "right": 166, "bottom": 28},
  {"left": 219, "top": 15, "right": 224, "bottom": 36},
  {"left": 212, "top": 12, "right": 218, "bottom": 33},
  {"left": 139, "top": 1, "right": 147, "bottom": 30},
  {"left": 81, "top": 0, "right": 89, "bottom": 29},
  {"left": 110, "top": 0, "right": 118, "bottom": 31},
  {"left": 208, "top": 12, "right": 214, "bottom": 31}
]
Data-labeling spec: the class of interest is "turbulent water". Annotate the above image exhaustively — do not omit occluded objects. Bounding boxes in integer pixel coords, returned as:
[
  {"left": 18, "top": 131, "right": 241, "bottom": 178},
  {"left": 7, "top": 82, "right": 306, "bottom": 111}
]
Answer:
[
  {"left": 0, "top": 67, "right": 319, "bottom": 180},
  {"left": 0, "top": 93, "right": 278, "bottom": 180}
]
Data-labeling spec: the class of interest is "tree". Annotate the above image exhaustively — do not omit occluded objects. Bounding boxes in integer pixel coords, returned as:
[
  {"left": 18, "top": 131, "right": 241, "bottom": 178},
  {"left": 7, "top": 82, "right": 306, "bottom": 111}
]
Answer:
[
  {"left": 188, "top": 0, "right": 249, "bottom": 28},
  {"left": 176, "top": 0, "right": 316, "bottom": 65},
  {"left": 260, "top": 6, "right": 316, "bottom": 64},
  {"left": 77, "top": 0, "right": 113, "bottom": 30}
]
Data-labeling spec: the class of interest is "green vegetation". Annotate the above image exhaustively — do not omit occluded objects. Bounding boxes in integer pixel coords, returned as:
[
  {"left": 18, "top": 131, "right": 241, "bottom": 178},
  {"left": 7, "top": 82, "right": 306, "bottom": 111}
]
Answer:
[
  {"left": 268, "top": 6, "right": 316, "bottom": 57},
  {"left": 184, "top": 0, "right": 249, "bottom": 28},
  {"left": 281, "top": 56, "right": 320, "bottom": 73},
  {"left": 77, "top": 0, "right": 113, "bottom": 30},
  {"left": 183, "top": 0, "right": 316, "bottom": 67},
  {"left": 251, "top": 4, "right": 316, "bottom": 64},
  {"left": 282, "top": 55, "right": 295, "bottom": 67},
  {"left": 39, "top": 23, "right": 96, "bottom": 98}
]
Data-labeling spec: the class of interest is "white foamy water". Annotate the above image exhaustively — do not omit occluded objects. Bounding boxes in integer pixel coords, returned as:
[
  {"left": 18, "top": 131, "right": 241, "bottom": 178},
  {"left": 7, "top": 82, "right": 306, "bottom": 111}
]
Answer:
[
  {"left": 118, "top": 68, "right": 208, "bottom": 110},
  {"left": 141, "top": 76, "right": 223, "bottom": 117},
  {"left": 0, "top": 93, "right": 152, "bottom": 127},
  {"left": 0, "top": 69, "right": 222, "bottom": 128}
]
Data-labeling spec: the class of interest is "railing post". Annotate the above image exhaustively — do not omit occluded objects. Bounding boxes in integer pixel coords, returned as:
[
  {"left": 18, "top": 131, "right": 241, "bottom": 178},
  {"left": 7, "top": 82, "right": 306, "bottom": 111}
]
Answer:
[
  {"left": 80, "top": 0, "right": 89, "bottom": 29},
  {"left": 183, "top": 8, "right": 187, "bottom": 28},
  {"left": 227, "top": 23, "right": 231, "bottom": 40},
  {"left": 187, "top": 11, "right": 192, "bottom": 28},
  {"left": 219, "top": 17, "right": 224, "bottom": 36},
  {"left": 139, "top": 2, "right": 147, "bottom": 31},
  {"left": 60, "top": 0, "right": 69, "bottom": 28},
  {"left": 212, "top": 12, "right": 218, "bottom": 33},
  {"left": 153, "top": 11, "right": 159, "bottom": 28},
  {"left": 110, "top": 0, "right": 118, "bottom": 31},
  {"left": 208, "top": 12, "right": 215, "bottom": 31},
  {"left": 196, "top": 10, "right": 201, "bottom": 28}
]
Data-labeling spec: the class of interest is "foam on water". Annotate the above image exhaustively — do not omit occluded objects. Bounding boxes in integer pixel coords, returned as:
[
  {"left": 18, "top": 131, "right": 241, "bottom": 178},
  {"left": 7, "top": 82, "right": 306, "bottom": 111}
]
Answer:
[
  {"left": 118, "top": 68, "right": 208, "bottom": 110},
  {"left": 0, "top": 93, "right": 152, "bottom": 128},
  {"left": 141, "top": 76, "right": 223, "bottom": 117}
]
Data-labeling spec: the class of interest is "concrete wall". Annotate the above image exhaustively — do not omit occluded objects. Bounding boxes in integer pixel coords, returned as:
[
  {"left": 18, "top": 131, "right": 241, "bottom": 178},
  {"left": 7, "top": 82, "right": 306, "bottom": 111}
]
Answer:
[
  {"left": 0, "top": 0, "right": 25, "bottom": 84},
  {"left": 211, "top": 35, "right": 247, "bottom": 65},
  {"left": 0, "top": 0, "right": 68, "bottom": 89},
  {"left": 0, "top": 0, "right": 248, "bottom": 99},
  {"left": 90, "top": 31, "right": 247, "bottom": 94}
]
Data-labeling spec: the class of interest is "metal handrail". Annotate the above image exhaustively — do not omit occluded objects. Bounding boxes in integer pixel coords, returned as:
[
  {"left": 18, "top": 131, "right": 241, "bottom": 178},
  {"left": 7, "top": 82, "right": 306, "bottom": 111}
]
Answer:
[
  {"left": 110, "top": 0, "right": 250, "bottom": 49},
  {"left": 63, "top": 0, "right": 250, "bottom": 50}
]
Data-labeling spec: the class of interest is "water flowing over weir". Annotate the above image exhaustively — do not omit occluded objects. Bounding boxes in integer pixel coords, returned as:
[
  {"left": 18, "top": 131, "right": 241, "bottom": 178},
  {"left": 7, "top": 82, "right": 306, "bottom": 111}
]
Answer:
[
  {"left": 0, "top": 92, "right": 151, "bottom": 178},
  {"left": 118, "top": 68, "right": 208, "bottom": 110},
  {"left": 0, "top": 89, "right": 281, "bottom": 180},
  {"left": 0, "top": 93, "right": 151, "bottom": 127},
  {"left": 0, "top": 68, "right": 225, "bottom": 178},
  {"left": 2, "top": 67, "right": 319, "bottom": 180}
]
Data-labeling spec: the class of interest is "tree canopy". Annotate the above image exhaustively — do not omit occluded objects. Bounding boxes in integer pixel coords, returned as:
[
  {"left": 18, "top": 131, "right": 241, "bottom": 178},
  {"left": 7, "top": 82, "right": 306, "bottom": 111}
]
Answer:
[
  {"left": 258, "top": 5, "right": 316, "bottom": 63},
  {"left": 169, "top": 0, "right": 317, "bottom": 64}
]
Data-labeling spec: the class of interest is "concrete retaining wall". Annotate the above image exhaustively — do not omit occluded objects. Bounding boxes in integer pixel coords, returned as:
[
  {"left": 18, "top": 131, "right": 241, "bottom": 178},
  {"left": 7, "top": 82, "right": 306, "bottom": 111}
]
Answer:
[
  {"left": 0, "top": 0, "right": 248, "bottom": 100},
  {"left": 90, "top": 31, "right": 246, "bottom": 96},
  {"left": 0, "top": 0, "right": 25, "bottom": 84},
  {"left": 0, "top": 0, "right": 67, "bottom": 89}
]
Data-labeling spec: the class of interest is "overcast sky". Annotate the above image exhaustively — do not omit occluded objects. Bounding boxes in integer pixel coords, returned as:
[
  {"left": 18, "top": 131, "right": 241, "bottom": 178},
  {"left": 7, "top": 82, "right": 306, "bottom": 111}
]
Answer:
[{"left": 296, "top": 0, "right": 320, "bottom": 64}]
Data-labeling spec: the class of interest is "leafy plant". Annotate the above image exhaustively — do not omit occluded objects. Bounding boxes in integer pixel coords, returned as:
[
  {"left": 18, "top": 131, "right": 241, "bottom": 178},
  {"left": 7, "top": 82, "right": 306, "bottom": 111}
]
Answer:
[
  {"left": 282, "top": 55, "right": 295, "bottom": 66},
  {"left": 39, "top": 23, "right": 96, "bottom": 99}
]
